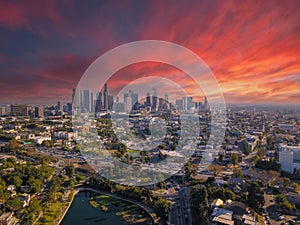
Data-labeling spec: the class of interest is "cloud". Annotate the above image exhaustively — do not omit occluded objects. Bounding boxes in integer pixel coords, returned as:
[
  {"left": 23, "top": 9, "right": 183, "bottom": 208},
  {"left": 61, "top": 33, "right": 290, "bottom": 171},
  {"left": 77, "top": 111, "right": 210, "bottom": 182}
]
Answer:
[{"left": 0, "top": 0, "right": 299, "bottom": 104}]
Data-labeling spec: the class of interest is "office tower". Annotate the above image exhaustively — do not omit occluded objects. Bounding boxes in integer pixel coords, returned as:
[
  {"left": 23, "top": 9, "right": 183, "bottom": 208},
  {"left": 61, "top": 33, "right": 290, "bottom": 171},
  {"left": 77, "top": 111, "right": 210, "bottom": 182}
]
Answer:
[
  {"left": 72, "top": 88, "right": 80, "bottom": 110},
  {"left": 124, "top": 90, "right": 139, "bottom": 110},
  {"left": 11, "top": 104, "right": 29, "bottom": 116},
  {"left": 182, "top": 96, "right": 187, "bottom": 111},
  {"left": 95, "top": 92, "right": 103, "bottom": 112},
  {"left": 0, "top": 105, "right": 10, "bottom": 116},
  {"left": 159, "top": 98, "right": 164, "bottom": 109},
  {"left": 35, "top": 106, "right": 44, "bottom": 118},
  {"left": 204, "top": 96, "right": 209, "bottom": 110},
  {"left": 103, "top": 83, "right": 108, "bottom": 110},
  {"left": 131, "top": 92, "right": 138, "bottom": 106},
  {"left": 124, "top": 92, "right": 129, "bottom": 104},
  {"left": 108, "top": 95, "right": 114, "bottom": 110},
  {"left": 90, "top": 92, "right": 94, "bottom": 112},
  {"left": 83, "top": 90, "right": 90, "bottom": 111},
  {"left": 187, "top": 96, "right": 193, "bottom": 110},
  {"left": 72, "top": 88, "right": 75, "bottom": 104},
  {"left": 125, "top": 96, "right": 132, "bottom": 112},
  {"left": 175, "top": 99, "right": 183, "bottom": 111},
  {"left": 198, "top": 102, "right": 202, "bottom": 109},
  {"left": 66, "top": 103, "right": 72, "bottom": 113},
  {"left": 145, "top": 92, "right": 151, "bottom": 106},
  {"left": 151, "top": 88, "right": 158, "bottom": 111},
  {"left": 57, "top": 101, "right": 63, "bottom": 111}
]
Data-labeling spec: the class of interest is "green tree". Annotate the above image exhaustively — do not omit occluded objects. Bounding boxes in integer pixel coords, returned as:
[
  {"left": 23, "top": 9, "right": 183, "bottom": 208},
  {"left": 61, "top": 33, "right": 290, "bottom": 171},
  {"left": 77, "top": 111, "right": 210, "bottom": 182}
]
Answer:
[
  {"left": 266, "top": 136, "right": 274, "bottom": 150},
  {"left": 291, "top": 182, "right": 299, "bottom": 193},
  {"left": 8, "top": 175, "right": 23, "bottom": 187},
  {"left": 65, "top": 165, "right": 75, "bottom": 177},
  {"left": 29, "top": 178, "right": 42, "bottom": 194},
  {"left": 6, "top": 198, "right": 23, "bottom": 211},
  {"left": 22, "top": 198, "right": 43, "bottom": 225},
  {"left": 191, "top": 186, "right": 209, "bottom": 224},
  {"left": 247, "top": 182, "right": 265, "bottom": 213},
  {"left": 233, "top": 168, "right": 243, "bottom": 178},
  {"left": 275, "top": 194, "right": 296, "bottom": 213},
  {"left": 231, "top": 153, "right": 239, "bottom": 166},
  {"left": 184, "top": 162, "right": 196, "bottom": 181},
  {"left": 283, "top": 177, "right": 290, "bottom": 188},
  {"left": 73, "top": 145, "right": 80, "bottom": 153},
  {"left": 153, "top": 198, "right": 172, "bottom": 224}
]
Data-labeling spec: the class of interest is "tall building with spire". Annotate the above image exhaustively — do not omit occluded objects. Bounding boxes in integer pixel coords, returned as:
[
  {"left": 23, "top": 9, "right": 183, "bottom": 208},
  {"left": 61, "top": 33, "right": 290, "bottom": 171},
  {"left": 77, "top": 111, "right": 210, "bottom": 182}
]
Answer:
[{"left": 103, "top": 83, "right": 108, "bottom": 110}]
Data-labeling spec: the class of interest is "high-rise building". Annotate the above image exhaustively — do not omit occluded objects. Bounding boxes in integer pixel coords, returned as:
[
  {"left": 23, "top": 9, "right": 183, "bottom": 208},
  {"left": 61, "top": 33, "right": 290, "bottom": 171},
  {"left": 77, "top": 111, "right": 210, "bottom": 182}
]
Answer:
[
  {"left": 11, "top": 104, "right": 29, "bottom": 116},
  {"left": 103, "top": 83, "right": 108, "bottom": 110},
  {"left": 35, "top": 106, "right": 44, "bottom": 118},
  {"left": 124, "top": 92, "right": 129, "bottom": 104},
  {"left": 187, "top": 96, "right": 193, "bottom": 110},
  {"left": 204, "top": 96, "right": 209, "bottom": 110},
  {"left": 125, "top": 96, "right": 132, "bottom": 112},
  {"left": 175, "top": 99, "right": 183, "bottom": 111},
  {"left": 131, "top": 92, "right": 138, "bottom": 106},
  {"left": 182, "top": 96, "right": 187, "bottom": 111},
  {"left": 95, "top": 92, "right": 103, "bottom": 112},
  {"left": 151, "top": 88, "right": 158, "bottom": 111},
  {"left": 83, "top": 90, "right": 90, "bottom": 111},
  {"left": 90, "top": 92, "right": 94, "bottom": 112},
  {"left": 145, "top": 92, "right": 151, "bottom": 106},
  {"left": 57, "top": 101, "right": 63, "bottom": 111},
  {"left": 0, "top": 105, "right": 10, "bottom": 116},
  {"left": 108, "top": 95, "right": 114, "bottom": 110},
  {"left": 72, "top": 88, "right": 80, "bottom": 110}
]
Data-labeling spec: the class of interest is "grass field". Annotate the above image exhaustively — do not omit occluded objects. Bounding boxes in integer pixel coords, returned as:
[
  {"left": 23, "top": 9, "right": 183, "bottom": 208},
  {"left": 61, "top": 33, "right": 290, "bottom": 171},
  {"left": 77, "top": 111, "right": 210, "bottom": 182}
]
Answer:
[{"left": 36, "top": 202, "right": 66, "bottom": 225}]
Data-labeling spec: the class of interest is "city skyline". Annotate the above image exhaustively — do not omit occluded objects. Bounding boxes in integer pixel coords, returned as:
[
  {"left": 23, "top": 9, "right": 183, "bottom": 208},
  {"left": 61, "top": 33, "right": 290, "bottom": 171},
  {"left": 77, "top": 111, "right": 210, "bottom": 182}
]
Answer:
[{"left": 0, "top": 1, "right": 299, "bottom": 104}]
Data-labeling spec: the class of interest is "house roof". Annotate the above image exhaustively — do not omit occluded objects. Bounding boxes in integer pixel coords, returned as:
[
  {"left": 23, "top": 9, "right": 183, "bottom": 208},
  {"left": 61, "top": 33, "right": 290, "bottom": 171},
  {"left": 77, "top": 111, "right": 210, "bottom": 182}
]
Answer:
[{"left": 211, "top": 198, "right": 224, "bottom": 206}]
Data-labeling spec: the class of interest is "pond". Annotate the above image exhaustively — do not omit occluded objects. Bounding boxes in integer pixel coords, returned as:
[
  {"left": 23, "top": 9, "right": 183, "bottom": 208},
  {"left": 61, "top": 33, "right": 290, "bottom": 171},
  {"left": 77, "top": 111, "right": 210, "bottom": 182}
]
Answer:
[{"left": 60, "top": 191, "right": 153, "bottom": 225}]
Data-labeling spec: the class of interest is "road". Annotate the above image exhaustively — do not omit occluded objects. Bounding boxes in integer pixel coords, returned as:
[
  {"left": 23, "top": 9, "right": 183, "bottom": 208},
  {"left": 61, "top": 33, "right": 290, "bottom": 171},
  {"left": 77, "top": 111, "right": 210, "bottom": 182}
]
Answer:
[{"left": 169, "top": 187, "right": 192, "bottom": 225}]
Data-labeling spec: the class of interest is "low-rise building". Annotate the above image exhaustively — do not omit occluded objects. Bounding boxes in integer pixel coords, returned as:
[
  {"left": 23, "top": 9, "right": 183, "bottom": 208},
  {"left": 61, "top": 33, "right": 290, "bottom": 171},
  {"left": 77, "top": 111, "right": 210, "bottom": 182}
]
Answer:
[
  {"left": 279, "top": 144, "right": 300, "bottom": 174},
  {"left": 211, "top": 207, "right": 234, "bottom": 225},
  {"left": 242, "top": 214, "right": 258, "bottom": 225}
]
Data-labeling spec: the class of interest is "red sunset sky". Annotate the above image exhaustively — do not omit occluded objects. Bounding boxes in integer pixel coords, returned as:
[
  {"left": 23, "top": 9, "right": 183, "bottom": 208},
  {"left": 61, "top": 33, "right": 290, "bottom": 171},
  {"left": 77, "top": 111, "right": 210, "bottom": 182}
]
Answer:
[{"left": 0, "top": 0, "right": 299, "bottom": 105}]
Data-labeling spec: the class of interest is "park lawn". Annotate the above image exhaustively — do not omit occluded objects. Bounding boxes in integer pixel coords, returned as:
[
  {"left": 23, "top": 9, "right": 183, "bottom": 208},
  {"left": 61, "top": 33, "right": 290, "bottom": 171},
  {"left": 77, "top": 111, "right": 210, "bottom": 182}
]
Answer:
[
  {"left": 36, "top": 202, "right": 66, "bottom": 225},
  {"left": 127, "top": 149, "right": 141, "bottom": 153},
  {"left": 97, "top": 195, "right": 118, "bottom": 205}
]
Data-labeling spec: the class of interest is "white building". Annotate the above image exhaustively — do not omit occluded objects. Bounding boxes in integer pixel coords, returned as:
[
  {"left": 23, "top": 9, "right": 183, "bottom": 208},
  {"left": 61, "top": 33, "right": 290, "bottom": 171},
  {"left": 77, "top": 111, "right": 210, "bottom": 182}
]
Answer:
[{"left": 279, "top": 144, "right": 300, "bottom": 174}]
